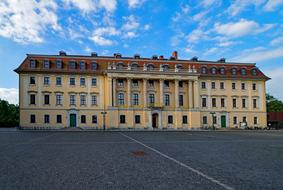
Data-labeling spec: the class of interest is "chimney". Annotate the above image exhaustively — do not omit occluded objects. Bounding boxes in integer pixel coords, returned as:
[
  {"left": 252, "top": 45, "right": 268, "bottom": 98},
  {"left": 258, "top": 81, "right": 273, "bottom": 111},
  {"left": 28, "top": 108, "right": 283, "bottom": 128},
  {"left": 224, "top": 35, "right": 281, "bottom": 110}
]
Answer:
[
  {"left": 172, "top": 51, "right": 178, "bottom": 59},
  {"left": 59, "top": 51, "right": 66, "bottom": 56},
  {"left": 159, "top": 55, "right": 164, "bottom": 60},
  {"left": 91, "top": 52, "right": 98, "bottom": 57}
]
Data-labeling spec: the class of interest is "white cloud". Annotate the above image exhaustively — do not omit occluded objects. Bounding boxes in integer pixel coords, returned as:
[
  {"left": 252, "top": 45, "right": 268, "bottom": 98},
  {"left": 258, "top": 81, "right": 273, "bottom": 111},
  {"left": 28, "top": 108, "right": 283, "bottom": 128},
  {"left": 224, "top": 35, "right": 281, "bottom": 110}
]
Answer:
[
  {"left": 0, "top": 88, "right": 18, "bottom": 105},
  {"left": 144, "top": 24, "right": 150, "bottom": 30},
  {"left": 199, "top": 0, "right": 220, "bottom": 7},
  {"left": 270, "top": 36, "right": 283, "bottom": 46},
  {"left": 90, "top": 26, "right": 120, "bottom": 46},
  {"left": 265, "top": 66, "right": 283, "bottom": 101},
  {"left": 214, "top": 19, "right": 273, "bottom": 38},
  {"left": 64, "top": 0, "right": 117, "bottom": 13},
  {"left": 264, "top": 0, "right": 283, "bottom": 11},
  {"left": 128, "top": 0, "right": 146, "bottom": 8},
  {"left": 187, "top": 29, "right": 210, "bottom": 43},
  {"left": 226, "top": 0, "right": 265, "bottom": 16},
  {"left": 121, "top": 15, "right": 140, "bottom": 31},
  {"left": 0, "top": 0, "right": 60, "bottom": 44},
  {"left": 232, "top": 46, "right": 283, "bottom": 62}
]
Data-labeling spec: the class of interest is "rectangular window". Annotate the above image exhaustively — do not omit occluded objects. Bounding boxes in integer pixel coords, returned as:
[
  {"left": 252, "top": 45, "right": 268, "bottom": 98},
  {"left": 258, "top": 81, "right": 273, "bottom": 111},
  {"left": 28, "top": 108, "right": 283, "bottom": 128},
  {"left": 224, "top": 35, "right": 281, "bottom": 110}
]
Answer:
[
  {"left": 233, "top": 98, "right": 237, "bottom": 108},
  {"left": 211, "top": 82, "right": 216, "bottom": 89},
  {"left": 241, "top": 83, "right": 246, "bottom": 90},
  {"left": 70, "top": 95, "right": 76, "bottom": 105},
  {"left": 44, "top": 94, "right": 50, "bottom": 105},
  {"left": 232, "top": 82, "right": 236, "bottom": 90},
  {"left": 179, "top": 95, "right": 184, "bottom": 106},
  {"left": 182, "top": 115, "right": 188, "bottom": 124},
  {"left": 201, "top": 82, "right": 206, "bottom": 89},
  {"left": 164, "top": 80, "right": 170, "bottom": 88},
  {"left": 56, "top": 94, "right": 62, "bottom": 105},
  {"left": 56, "top": 60, "right": 62, "bottom": 69},
  {"left": 69, "top": 61, "right": 76, "bottom": 69},
  {"left": 57, "top": 115, "right": 62, "bottom": 123},
  {"left": 43, "top": 60, "right": 50, "bottom": 69},
  {"left": 30, "top": 94, "right": 36, "bottom": 105},
  {"left": 117, "top": 79, "right": 124, "bottom": 87},
  {"left": 70, "top": 77, "right": 75, "bottom": 86},
  {"left": 92, "top": 78, "right": 97, "bottom": 86},
  {"left": 81, "top": 115, "right": 86, "bottom": 123},
  {"left": 92, "top": 62, "right": 97, "bottom": 70},
  {"left": 135, "top": 115, "right": 141, "bottom": 124},
  {"left": 243, "top": 116, "right": 247, "bottom": 123},
  {"left": 220, "top": 82, "right": 225, "bottom": 89},
  {"left": 56, "top": 77, "right": 62, "bottom": 86},
  {"left": 120, "top": 115, "right": 126, "bottom": 124},
  {"left": 80, "top": 61, "right": 86, "bottom": 70},
  {"left": 91, "top": 95, "right": 97, "bottom": 105},
  {"left": 80, "top": 94, "right": 86, "bottom": 105},
  {"left": 242, "top": 99, "right": 246, "bottom": 108},
  {"left": 80, "top": 78, "right": 86, "bottom": 86},
  {"left": 212, "top": 98, "right": 217, "bottom": 107},
  {"left": 233, "top": 116, "right": 237, "bottom": 125},
  {"left": 30, "top": 60, "right": 36, "bottom": 68},
  {"left": 92, "top": 115, "right": 97, "bottom": 124},
  {"left": 202, "top": 98, "right": 207, "bottom": 107},
  {"left": 164, "top": 94, "right": 170, "bottom": 106},
  {"left": 132, "top": 93, "right": 139, "bottom": 105},
  {"left": 132, "top": 79, "right": 139, "bottom": 87},
  {"left": 252, "top": 83, "right": 257, "bottom": 90},
  {"left": 254, "top": 117, "right": 258, "bottom": 125},
  {"left": 203, "top": 116, "right": 207, "bottom": 124},
  {"left": 149, "top": 93, "right": 155, "bottom": 104},
  {"left": 253, "top": 99, "right": 257, "bottom": 108},
  {"left": 221, "top": 98, "right": 225, "bottom": 108},
  {"left": 30, "top": 77, "right": 35, "bottom": 84},
  {"left": 118, "top": 93, "right": 124, "bottom": 105},
  {"left": 168, "top": 115, "right": 173, "bottom": 124},
  {"left": 179, "top": 81, "right": 183, "bottom": 88},
  {"left": 30, "top": 114, "right": 36, "bottom": 123},
  {"left": 148, "top": 80, "right": 154, "bottom": 87},
  {"left": 44, "top": 115, "right": 50, "bottom": 124},
  {"left": 44, "top": 77, "right": 50, "bottom": 85}
]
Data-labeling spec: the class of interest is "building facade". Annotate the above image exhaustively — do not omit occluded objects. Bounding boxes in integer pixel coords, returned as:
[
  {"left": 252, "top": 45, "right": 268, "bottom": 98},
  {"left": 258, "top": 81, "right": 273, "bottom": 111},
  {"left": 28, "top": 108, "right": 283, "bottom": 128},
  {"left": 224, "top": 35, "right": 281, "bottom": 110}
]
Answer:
[{"left": 15, "top": 51, "right": 269, "bottom": 129}]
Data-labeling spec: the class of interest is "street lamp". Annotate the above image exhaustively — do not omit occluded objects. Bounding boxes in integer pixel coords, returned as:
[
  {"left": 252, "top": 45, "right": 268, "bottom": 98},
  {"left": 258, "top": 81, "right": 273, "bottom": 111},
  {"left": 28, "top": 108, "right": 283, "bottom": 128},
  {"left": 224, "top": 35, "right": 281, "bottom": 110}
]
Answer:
[
  {"left": 210, "top": 112, "right": 216, "bottom": 130},
  {"left": 101, "top": 111, "right": 107, "bottom": 130}
]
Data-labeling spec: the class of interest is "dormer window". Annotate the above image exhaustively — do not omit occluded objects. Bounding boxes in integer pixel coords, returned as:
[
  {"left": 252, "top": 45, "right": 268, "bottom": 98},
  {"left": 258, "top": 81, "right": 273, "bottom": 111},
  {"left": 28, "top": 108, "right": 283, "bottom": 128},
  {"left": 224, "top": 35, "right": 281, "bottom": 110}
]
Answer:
[
  {"left": 162, "top": 64, "right": 169, "bottom": 71},
  {"left": 134, "top": 54, "right": 140, "bottom": 59},
  {"left": 220, "top": 67, "right": 225, "bottom": 75},
  {"left": 56, "top": 60, "right": 62, "bottom": 69},
  {"left": 80, "top": 61, "right": 86, "bottom": 70},
  {"left": 131, "top": 63, "right": 138, "bottom": 70},
  {"left": 201, "top": 66, "right": 207, "bottom": 74},
  {"left": 231, "top": 68, "right": 237, "bottom": 75},
  {"left": 211, "top": 67, "right": 217, "bottom": 74},
  {"left": 147, "top": 64, "right": 154, "bottom": 71},
  {"left": 43, "top": 60, "right": 50, "bottom": 69},
  {"left": 69, "top": 61, "right": 76, "bottom": 69},
  {"left": 251, "top": 68, "right": 257, "bottom": 76},
  {"left": 30, "top": 59, "right": 36, "bottom": 68},
  {"left": 152, "top": 55, "right": 158, "bottom": 60},
  {"left": 240, "top": 68, "right": 247, "bottom": 75},
  {"left": 117, "top": 62, "right": 124, "bottom": 70},
  {"left": 91, "top": 62, "right": 98, "bottom": 70},
  {"left": 114, "top": 53, "right": 122, "bottom": 58}
]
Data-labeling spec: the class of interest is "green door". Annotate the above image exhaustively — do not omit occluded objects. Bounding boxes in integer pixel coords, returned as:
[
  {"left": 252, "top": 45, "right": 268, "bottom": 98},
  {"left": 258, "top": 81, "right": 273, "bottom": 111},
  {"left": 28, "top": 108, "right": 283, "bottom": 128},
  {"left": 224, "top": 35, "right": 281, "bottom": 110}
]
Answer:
[
  {"left": 221, "top": 115, "right": 226, "bottom": 128},
  {"left": 70, "top": 114, "right": 76, "bottom": 127}
]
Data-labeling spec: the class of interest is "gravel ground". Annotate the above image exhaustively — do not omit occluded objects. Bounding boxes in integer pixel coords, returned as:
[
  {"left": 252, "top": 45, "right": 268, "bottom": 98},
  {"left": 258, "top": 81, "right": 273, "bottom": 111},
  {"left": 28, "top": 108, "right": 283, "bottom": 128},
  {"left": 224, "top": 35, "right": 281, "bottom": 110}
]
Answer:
[{"left": 0, "top": 130, "right": 282, "bottom": 190}]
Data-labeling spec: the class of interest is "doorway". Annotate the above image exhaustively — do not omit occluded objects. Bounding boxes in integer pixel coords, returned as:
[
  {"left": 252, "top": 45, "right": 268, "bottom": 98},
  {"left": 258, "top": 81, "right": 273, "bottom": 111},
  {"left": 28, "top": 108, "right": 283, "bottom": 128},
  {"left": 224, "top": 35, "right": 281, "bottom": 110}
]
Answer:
[
  {"left": 70, "top": 114, "right": 77, "bottom": 127},
  {"left": 221, "top": 115, "right": 226, "bottom": 128},
  {"left": 152, "top": 113, "right": 158, "bottom": 128}
]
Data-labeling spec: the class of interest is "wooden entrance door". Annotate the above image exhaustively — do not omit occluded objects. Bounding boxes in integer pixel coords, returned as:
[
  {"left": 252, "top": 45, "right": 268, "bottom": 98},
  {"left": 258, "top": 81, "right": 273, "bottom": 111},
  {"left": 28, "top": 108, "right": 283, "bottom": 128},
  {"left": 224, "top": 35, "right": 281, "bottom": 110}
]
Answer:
[
  {"left": 221, "top": 115, "right": 226, "bottom": 128},
  {"left": 70, "top": 114, "right": 77, "bottom": 127},
  {"left": 152, "top": 113, "right": 158, "bottom": 128}
]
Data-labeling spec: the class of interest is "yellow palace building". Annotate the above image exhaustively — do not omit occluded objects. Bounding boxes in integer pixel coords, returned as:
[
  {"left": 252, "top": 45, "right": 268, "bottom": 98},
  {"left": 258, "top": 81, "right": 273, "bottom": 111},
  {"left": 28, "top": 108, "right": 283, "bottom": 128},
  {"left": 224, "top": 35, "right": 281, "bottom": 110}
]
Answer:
[{"left": 15, "top": 51, "right": 269, "bottom": 130}]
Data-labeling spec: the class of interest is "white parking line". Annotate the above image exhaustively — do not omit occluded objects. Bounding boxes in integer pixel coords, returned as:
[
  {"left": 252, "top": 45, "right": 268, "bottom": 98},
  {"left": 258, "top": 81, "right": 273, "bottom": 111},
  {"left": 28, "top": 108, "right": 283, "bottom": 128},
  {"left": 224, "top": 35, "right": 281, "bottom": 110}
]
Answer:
[{"left": 120, "top": 132, "right": 234, "bottom": 190}]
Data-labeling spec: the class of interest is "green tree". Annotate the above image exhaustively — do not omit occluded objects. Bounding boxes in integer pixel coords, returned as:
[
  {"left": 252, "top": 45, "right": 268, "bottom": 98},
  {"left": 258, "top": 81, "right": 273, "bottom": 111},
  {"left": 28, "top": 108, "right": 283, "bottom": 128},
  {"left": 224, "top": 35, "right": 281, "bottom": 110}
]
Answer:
[
  {"left": 266, "top": 94, "right": 283, "bottom": 112},
  {"left": 0, "top": 99, "right": 19, "bottom": 127}
]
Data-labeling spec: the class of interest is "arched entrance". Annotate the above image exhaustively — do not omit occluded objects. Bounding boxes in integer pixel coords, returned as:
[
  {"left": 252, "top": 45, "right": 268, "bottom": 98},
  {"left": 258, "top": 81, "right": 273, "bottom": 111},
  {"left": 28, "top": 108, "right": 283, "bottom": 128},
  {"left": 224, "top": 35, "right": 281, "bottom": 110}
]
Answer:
[{"left": 152, "top": 113, "right": 159, "bottom": 128}]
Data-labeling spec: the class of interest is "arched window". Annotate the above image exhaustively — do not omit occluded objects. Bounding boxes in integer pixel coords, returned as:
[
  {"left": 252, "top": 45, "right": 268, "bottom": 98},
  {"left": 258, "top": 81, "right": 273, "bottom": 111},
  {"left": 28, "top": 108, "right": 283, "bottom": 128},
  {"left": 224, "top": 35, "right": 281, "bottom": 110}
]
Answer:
[
  {"left": 147, "top": 63, "right": 154, "bottom": 71},
  {"left": 240, "top": 68, "right": 247, "bottom": 75},
  {"left": 251, "top": 68, "right": 257, "bottom": 76},
  {"left": 211, "top": 67, "right": 217, "bottom": 74},
  {"left": 131, "top": 62, "right": 139, "bottom": 70},
  {"left": 162, "top": 64, "right": 169, "bottom": 71},
  {"left": 220, "top": 67, "right": 225, "bottom": 75},
  {"left": 116, "top": 62, "right": 124, "bottom": 70},
  {"left": 231, "top": 68, "right": 237, "bottom": 75},
  {"left": 201, "top": 66, "right": 207, "bottom": 74},
  {"left": 176, "top": 64, "right": 182, "bottom": 70}
]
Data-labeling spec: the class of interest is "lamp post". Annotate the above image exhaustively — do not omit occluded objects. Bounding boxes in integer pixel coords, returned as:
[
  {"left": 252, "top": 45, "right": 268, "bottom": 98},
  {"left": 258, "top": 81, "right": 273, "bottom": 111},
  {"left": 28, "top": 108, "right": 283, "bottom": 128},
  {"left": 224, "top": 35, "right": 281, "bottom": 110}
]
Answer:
[
  {"left": 101, "top": 111, "right": 107, "bottom": 131},
  {"left": 210, "top": 112, "right": 216, "bottom": 130}
]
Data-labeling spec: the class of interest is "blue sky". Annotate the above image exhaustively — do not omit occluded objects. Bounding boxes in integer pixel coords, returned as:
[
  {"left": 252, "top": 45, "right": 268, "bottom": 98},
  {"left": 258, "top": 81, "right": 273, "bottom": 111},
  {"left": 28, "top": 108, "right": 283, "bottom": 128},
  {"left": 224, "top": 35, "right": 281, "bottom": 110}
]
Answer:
[{"left": 0, "top": 0, "right": 283, "bottom": 104}]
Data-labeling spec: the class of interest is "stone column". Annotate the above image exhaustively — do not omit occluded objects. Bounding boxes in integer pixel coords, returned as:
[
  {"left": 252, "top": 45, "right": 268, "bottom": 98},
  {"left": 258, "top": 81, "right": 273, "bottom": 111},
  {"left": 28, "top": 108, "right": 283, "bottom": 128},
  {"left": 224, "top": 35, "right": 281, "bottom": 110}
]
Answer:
[
  {"left": 188, "top": 80, "right": 193, "bottom": 109},
  {"left": 143, "top": 79, "right": 147, "bottom": 107},
  {"left": 127, "top": 78, "right": 131, "bottom": 107},
  {"left": 193, "top": 80, "right": 199, "bottom": 108},
  {"left": 113, "top": 78, "right": 116, "bottom": 106},
  {"left": 160, "top": 79, "right": 164, "bottom": 106},
  {"left": 108, "top": 77, "right": 112, "bottom": 106},
  {"left": 175, "top": 79, "right": 179, "bottom": 108}
]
